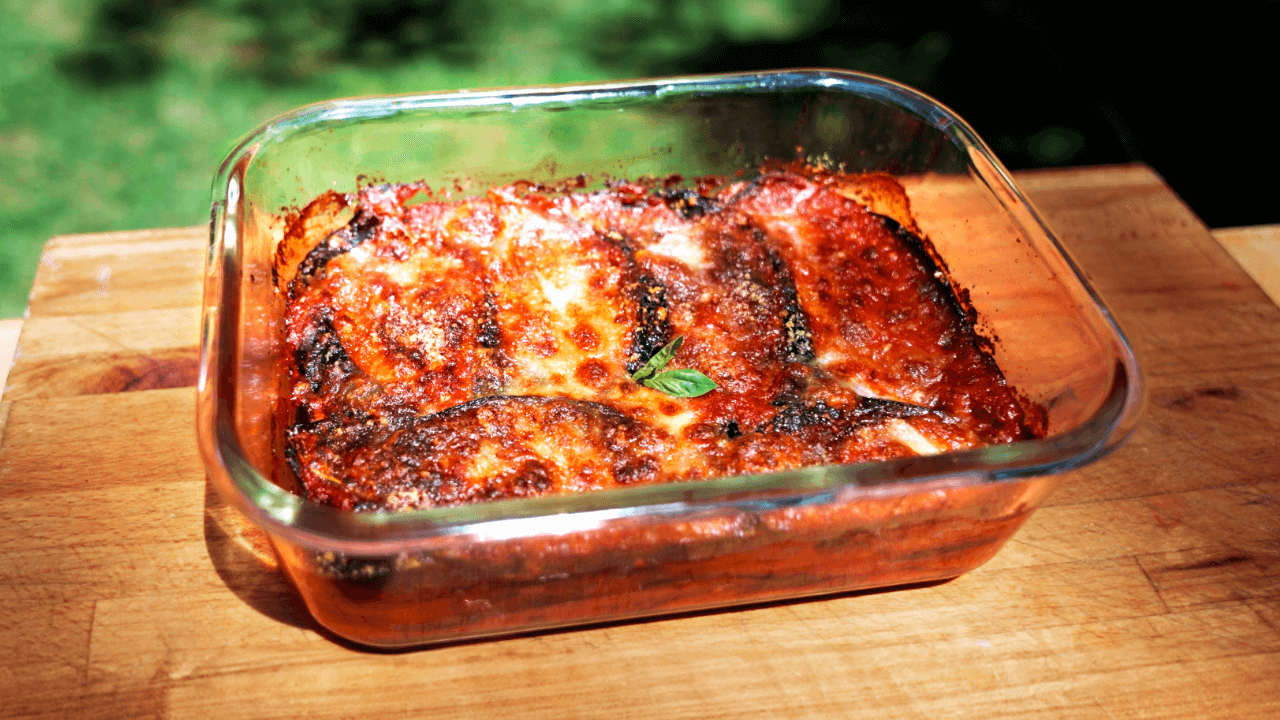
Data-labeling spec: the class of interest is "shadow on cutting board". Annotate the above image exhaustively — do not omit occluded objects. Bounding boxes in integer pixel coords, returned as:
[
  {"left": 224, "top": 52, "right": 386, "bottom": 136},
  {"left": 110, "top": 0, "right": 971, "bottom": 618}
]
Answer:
[{"left": 202, "top": 478, "right": 317, "bottom": 631}]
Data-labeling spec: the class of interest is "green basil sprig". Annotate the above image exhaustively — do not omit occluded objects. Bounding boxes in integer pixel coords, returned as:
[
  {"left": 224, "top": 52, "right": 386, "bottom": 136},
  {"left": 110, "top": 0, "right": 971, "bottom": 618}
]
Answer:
[{"left": 631, "top": 335, "right": 717, "bottom": 398}]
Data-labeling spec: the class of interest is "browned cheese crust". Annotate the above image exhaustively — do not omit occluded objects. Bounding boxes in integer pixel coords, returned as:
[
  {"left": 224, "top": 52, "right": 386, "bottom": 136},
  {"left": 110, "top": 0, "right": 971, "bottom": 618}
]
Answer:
[{"left": 279, "top": 163, "right": 1044, "bottom": 511}]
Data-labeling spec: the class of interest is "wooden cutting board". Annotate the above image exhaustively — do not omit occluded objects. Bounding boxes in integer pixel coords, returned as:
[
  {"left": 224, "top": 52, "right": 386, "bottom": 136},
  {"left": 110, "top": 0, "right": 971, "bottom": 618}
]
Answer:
[{"left": 1, "top": 165, "right": 1278, "bottom": 719}]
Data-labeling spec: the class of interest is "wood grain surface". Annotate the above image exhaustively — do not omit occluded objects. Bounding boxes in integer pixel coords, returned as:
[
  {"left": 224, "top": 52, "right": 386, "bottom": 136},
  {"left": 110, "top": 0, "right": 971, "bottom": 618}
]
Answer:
[
  {"left": 1215, "top": 225, "right": 1280, "bottom": 306},
  {"left": 1, "top": 165, "right": 1278, "bottom": 719}
]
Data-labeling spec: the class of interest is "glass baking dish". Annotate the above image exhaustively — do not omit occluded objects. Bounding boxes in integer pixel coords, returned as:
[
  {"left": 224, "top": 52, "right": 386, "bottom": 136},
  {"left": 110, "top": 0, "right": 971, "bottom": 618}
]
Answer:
[{"left": 197, "top": 69, "right": 1143, "bottom": 648}]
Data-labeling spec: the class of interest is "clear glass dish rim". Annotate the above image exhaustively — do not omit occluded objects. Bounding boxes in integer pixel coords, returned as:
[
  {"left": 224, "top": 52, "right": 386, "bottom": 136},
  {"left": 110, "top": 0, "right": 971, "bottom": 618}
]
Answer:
[{"left": 198, "top": 68, "right": 1145, "bottom": 552}]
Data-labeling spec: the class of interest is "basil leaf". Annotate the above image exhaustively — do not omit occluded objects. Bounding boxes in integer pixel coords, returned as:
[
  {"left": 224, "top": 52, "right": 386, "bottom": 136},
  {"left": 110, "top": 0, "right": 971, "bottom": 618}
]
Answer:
[
  {"left": 631, "top": 335, "right": 684, "bottom": 382},
  {"left": 630, "top": 334, "right": 718, "bottom": 397},
  {"left": 643, "top": 368, "right": 718, "bottom": 398}
]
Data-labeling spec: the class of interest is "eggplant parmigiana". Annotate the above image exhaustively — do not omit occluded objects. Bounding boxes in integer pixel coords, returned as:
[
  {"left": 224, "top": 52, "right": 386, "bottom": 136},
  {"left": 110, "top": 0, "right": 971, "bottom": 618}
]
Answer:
[{"left": 279, "top": 162, "right": 1044, "bottom": 511}]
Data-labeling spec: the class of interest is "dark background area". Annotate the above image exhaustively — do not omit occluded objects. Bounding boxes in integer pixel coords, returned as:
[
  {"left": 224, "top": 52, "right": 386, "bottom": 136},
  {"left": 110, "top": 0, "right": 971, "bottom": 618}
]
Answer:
[{"left": 678, "top": 2, "right": 1276, "bottom": 229}]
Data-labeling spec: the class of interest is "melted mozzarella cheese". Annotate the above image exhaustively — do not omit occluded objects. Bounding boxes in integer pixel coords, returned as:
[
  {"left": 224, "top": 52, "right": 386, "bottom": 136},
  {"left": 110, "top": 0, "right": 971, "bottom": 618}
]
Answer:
[
  {"left": 647, "top": 227, "right": 708, "bottom": 270},
  {"left": 647, "top": 407, "right": 698, "bottom": 438},
  {"left": 885, "top": 419, "right": 945, "bottom": 456},
  {"left": 538, "top": 262, "right": 593, "bottom": 312}
]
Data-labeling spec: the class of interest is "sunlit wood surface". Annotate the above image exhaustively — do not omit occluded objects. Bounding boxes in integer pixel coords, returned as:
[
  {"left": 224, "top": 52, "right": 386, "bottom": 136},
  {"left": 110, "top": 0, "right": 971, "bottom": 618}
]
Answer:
[
  {"left": 1214, "top": 224, "right": 1280, "bottom": 306},
  {"left": 1, "top": 165, "right": 1279, "bottom": 719}
]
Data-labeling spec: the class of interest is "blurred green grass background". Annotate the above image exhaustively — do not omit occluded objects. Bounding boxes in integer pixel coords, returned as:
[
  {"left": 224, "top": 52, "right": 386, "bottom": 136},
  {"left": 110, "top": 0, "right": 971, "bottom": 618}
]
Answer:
[{"left": 3, "top": 0, "right": 1275, "bottom": 318}]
